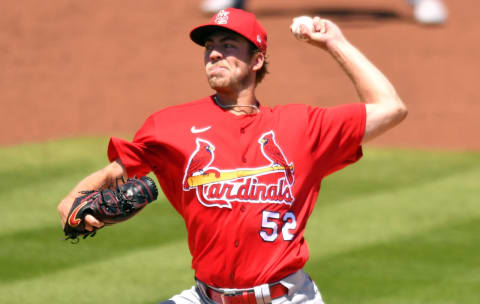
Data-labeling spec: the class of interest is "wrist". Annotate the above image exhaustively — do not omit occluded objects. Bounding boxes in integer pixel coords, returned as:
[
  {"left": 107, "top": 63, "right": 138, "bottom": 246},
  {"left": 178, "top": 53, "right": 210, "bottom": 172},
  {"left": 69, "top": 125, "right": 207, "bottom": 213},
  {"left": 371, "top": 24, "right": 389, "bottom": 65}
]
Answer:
[{"left": 326, "top": 38, "right": 351, "bottom": 58}]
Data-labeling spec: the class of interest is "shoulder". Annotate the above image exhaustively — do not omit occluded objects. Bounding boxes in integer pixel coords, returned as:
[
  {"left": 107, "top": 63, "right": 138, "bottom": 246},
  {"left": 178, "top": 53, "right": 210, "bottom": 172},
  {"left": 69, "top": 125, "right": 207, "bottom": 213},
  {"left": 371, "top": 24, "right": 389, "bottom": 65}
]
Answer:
[
  {"left": 268, "top": 103, "right": 327, "bottom": 113},
  {"left": 268, "top": 103, "right": 364, "bottom": 116},
  {"left": 263, "top": 103, "right": 365, "bottom": 130},
  {"left": 263, "top": 103, "right": 307, "bottom": 114},
  {"left": 264, "top": 103, "right": 320, "bottom": 120},
  {"left": 269, "top": 103, "right": 311, "bottom": 111},
  {"left": 134, "top": 96, "right": 214, "bottom": 137}
]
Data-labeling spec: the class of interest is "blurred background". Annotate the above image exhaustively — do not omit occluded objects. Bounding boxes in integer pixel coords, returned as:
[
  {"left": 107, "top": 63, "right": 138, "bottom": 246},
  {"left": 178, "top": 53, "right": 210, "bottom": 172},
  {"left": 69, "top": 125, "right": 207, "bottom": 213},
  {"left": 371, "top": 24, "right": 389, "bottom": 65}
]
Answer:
[
  {"left": 1, "top": 1, "right": 479, "bottom": 304},
  {"left": 1, "top": 0, "right": 478, "bottom": 150}
]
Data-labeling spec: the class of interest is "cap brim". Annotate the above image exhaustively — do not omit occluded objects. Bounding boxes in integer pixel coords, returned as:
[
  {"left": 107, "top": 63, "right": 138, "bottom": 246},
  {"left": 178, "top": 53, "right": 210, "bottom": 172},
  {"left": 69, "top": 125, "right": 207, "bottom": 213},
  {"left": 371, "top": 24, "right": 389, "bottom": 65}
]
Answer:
[{"left": 190, "top": 24, "right": 244, "bottom": 47}]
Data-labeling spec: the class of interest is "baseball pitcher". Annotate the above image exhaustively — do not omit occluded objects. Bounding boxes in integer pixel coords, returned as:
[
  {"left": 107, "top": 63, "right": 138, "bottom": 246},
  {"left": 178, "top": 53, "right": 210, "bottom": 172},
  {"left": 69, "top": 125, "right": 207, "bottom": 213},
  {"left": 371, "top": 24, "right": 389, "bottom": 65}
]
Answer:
[{"left": 58, "top": 8, "right": 407, "bottom": 304}]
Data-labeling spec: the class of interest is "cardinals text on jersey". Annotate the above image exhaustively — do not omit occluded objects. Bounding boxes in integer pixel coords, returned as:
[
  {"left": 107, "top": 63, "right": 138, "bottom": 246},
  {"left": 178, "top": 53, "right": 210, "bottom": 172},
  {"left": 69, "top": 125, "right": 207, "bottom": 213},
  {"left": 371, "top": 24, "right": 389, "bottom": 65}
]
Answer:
[{"left": 183, "top": 131, "right": 295, "bottom": 209}]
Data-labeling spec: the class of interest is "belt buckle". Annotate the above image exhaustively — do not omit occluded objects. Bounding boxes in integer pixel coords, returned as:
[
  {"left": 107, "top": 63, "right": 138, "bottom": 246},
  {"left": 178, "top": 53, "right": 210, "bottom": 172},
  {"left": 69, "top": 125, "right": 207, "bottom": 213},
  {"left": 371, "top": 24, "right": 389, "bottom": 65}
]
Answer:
[
  {"left": 219, "top": 289, "right": 238, "bottom": 304},
  {"left": 219, "top": 289, "right": 249, "bottom": 304}
]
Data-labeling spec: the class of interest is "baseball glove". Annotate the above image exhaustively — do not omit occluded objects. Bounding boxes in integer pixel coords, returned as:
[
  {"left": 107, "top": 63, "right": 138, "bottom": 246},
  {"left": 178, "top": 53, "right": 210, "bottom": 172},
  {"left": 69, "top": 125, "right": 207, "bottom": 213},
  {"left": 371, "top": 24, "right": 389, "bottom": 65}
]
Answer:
[{"left": 64, "top": 176, "right": 158, "bottom": 242}]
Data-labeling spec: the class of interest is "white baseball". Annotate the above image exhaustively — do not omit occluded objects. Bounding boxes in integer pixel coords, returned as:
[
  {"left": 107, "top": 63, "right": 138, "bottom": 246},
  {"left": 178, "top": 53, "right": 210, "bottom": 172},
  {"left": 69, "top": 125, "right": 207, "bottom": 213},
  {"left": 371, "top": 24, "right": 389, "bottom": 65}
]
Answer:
[{"left": 291, "top": 16, "right": 314, "bottom": 41}]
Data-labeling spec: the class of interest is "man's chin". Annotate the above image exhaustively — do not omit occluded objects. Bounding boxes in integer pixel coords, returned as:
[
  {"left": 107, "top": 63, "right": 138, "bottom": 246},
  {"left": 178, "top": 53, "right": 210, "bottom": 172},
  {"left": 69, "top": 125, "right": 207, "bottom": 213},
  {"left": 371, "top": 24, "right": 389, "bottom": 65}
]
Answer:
[{"left": 208, "top": 79, "right": 231, "bottom": 91}]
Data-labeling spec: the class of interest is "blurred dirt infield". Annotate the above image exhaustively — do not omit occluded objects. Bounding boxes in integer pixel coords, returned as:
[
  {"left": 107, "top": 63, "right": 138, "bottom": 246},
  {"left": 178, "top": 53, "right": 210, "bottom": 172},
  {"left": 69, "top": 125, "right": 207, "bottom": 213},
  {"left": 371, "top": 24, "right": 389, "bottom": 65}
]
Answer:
[{"left": 1, "top": 0, "right": 478, "bottom": 150}]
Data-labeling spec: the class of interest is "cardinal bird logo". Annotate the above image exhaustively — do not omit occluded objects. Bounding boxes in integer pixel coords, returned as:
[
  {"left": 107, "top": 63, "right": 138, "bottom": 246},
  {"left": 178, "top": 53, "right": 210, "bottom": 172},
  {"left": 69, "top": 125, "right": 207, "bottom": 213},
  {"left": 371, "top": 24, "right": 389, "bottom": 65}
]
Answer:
[
  {"left": 183, "top": 138, "right": 215, "bottom": 190},
  {"left": 259, "top": 131, "right": 294, "bottom": 185}
]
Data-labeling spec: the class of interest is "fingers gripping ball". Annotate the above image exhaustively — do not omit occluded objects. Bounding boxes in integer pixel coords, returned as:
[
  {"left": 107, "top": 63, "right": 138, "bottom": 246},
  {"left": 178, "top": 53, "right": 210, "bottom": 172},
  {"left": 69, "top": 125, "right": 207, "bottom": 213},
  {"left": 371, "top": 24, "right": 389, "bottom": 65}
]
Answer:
[
  {"left": 291, "top": 16, "right": 314, "bottom": 41},
  {"left": 64, "top": 176, "right": 159, "bottom": 242}
]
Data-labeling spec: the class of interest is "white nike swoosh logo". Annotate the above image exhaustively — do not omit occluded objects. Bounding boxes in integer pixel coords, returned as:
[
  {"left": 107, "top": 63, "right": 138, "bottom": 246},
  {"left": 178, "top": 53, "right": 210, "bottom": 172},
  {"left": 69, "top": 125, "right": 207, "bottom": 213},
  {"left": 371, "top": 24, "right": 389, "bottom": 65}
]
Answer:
[{"left": 191, "top": 126, "right": 211, "bottom": 134}]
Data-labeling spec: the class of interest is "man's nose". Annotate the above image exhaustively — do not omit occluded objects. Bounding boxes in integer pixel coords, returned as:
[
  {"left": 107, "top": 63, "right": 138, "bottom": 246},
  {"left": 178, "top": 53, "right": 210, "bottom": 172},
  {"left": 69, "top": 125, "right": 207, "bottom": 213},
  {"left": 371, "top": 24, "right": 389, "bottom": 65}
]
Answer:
[{"left": 209, "top": 48, "right": 223, "bottom": 61}]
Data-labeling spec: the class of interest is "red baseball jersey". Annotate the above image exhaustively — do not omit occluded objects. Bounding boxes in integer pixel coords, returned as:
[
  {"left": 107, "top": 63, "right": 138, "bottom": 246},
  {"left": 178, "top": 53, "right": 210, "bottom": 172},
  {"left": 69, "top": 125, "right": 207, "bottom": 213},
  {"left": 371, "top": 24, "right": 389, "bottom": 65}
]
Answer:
[{"left": 108, "top": 96, "right": 366, "bottom": 288}]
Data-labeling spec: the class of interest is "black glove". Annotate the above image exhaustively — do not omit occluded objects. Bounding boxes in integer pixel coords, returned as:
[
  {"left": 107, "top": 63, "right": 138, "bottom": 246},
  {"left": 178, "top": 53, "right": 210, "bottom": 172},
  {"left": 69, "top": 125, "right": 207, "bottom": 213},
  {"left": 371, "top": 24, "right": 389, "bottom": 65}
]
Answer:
[{"left": 64, "top": 176, "right": 158, "bottom": 242}]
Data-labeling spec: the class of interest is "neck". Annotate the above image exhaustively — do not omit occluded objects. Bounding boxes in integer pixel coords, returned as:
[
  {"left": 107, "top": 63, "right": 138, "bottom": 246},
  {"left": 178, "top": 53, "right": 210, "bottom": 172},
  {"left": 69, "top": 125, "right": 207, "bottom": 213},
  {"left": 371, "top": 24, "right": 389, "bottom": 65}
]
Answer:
[
  {"left": 213, "top": 93, "right": 259, "bottom": 115},
  {"left": 214, "top": 90, "right": 259, "bottom": 115}
]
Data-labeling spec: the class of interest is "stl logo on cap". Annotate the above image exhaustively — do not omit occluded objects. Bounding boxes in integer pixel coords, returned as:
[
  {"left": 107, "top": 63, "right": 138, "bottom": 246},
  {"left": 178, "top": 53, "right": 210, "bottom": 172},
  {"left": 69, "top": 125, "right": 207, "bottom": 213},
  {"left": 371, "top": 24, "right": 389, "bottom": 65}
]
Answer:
[{"left": 215, "top": 10, "right": 230, "bottom": 25}]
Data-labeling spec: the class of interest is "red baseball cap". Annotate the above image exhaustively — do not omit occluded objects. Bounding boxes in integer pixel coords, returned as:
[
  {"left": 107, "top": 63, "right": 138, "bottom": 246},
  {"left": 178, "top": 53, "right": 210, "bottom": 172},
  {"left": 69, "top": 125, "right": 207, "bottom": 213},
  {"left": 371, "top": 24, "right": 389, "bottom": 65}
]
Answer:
[{"left": 190, "top": 8, "right": 267, "bottom": 53}]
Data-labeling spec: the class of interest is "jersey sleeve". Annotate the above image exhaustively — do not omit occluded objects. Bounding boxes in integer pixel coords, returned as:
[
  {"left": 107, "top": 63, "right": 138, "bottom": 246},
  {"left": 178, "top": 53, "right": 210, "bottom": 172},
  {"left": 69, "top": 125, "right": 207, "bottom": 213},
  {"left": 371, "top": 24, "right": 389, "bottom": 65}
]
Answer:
[
  {"left": 307, "top": 103, "right": 366, "bottom": 177},
  {"left": 107, "top": 114, "right": 162, "bottom": 178}
]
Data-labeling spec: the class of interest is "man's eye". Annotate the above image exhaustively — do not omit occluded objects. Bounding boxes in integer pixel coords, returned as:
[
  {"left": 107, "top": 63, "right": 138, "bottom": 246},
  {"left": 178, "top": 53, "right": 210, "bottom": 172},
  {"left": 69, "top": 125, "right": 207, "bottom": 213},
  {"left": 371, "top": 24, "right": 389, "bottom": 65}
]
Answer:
[{"left": 224, "top": 43, "right": 234, "bottom": 49}]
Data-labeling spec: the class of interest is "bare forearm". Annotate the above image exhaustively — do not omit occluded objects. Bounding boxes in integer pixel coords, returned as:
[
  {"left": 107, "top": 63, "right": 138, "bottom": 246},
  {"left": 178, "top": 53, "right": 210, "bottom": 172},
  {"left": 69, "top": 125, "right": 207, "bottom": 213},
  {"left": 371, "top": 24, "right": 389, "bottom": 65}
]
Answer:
[
  {"left": 328, "top": 40, "right": 407, "bottom": 141},
  {"left": 58, "top": 160, "right": 126, "bottom": 226},
  {"left": 62, "top": 169, "right": 113, "bottom": 202},
  {"left": 290, "top": 17, "right": 407, "bottom": 142},
  {"left": 327, "top": 39, "right": 401, "bottom": 107}
]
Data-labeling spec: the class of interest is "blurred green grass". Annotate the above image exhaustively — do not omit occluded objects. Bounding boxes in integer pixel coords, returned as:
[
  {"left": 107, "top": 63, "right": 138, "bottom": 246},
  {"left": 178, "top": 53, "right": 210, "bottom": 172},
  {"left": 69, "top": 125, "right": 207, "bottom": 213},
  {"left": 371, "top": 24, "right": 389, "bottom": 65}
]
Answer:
[{"left": 0, "top": 137, "right": 479, "bottom": 304}]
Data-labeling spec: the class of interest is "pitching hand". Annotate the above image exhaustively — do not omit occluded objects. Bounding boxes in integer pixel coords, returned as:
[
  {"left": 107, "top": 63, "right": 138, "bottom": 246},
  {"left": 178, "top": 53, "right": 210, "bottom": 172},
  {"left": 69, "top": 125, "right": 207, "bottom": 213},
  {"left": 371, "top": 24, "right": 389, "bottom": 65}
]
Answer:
[{"left": 291, "top": 17, "right": 347, "bottom": 51}]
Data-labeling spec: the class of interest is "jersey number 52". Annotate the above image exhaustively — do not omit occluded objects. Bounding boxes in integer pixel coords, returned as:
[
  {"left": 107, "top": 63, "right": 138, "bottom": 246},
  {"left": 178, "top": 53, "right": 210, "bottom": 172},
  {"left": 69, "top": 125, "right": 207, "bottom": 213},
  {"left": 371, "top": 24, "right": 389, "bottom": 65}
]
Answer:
[{"left": 260, "top": 210, "right": 297, "bottom": 242}]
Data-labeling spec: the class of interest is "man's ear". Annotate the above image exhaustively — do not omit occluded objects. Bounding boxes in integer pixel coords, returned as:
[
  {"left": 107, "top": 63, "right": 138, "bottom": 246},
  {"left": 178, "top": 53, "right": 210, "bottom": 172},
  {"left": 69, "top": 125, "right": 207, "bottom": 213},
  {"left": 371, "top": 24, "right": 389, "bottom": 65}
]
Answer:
[{"left": 251, "top": 52, "right": 265, "bottom": 72}]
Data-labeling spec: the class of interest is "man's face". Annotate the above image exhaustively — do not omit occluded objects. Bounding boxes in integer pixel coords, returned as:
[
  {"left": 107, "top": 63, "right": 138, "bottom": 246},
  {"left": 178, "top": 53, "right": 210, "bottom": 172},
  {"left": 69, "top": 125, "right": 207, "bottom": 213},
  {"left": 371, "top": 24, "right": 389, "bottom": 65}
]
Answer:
[{"left": 204, "top": 31, "right": 256, "bottom": 92}]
